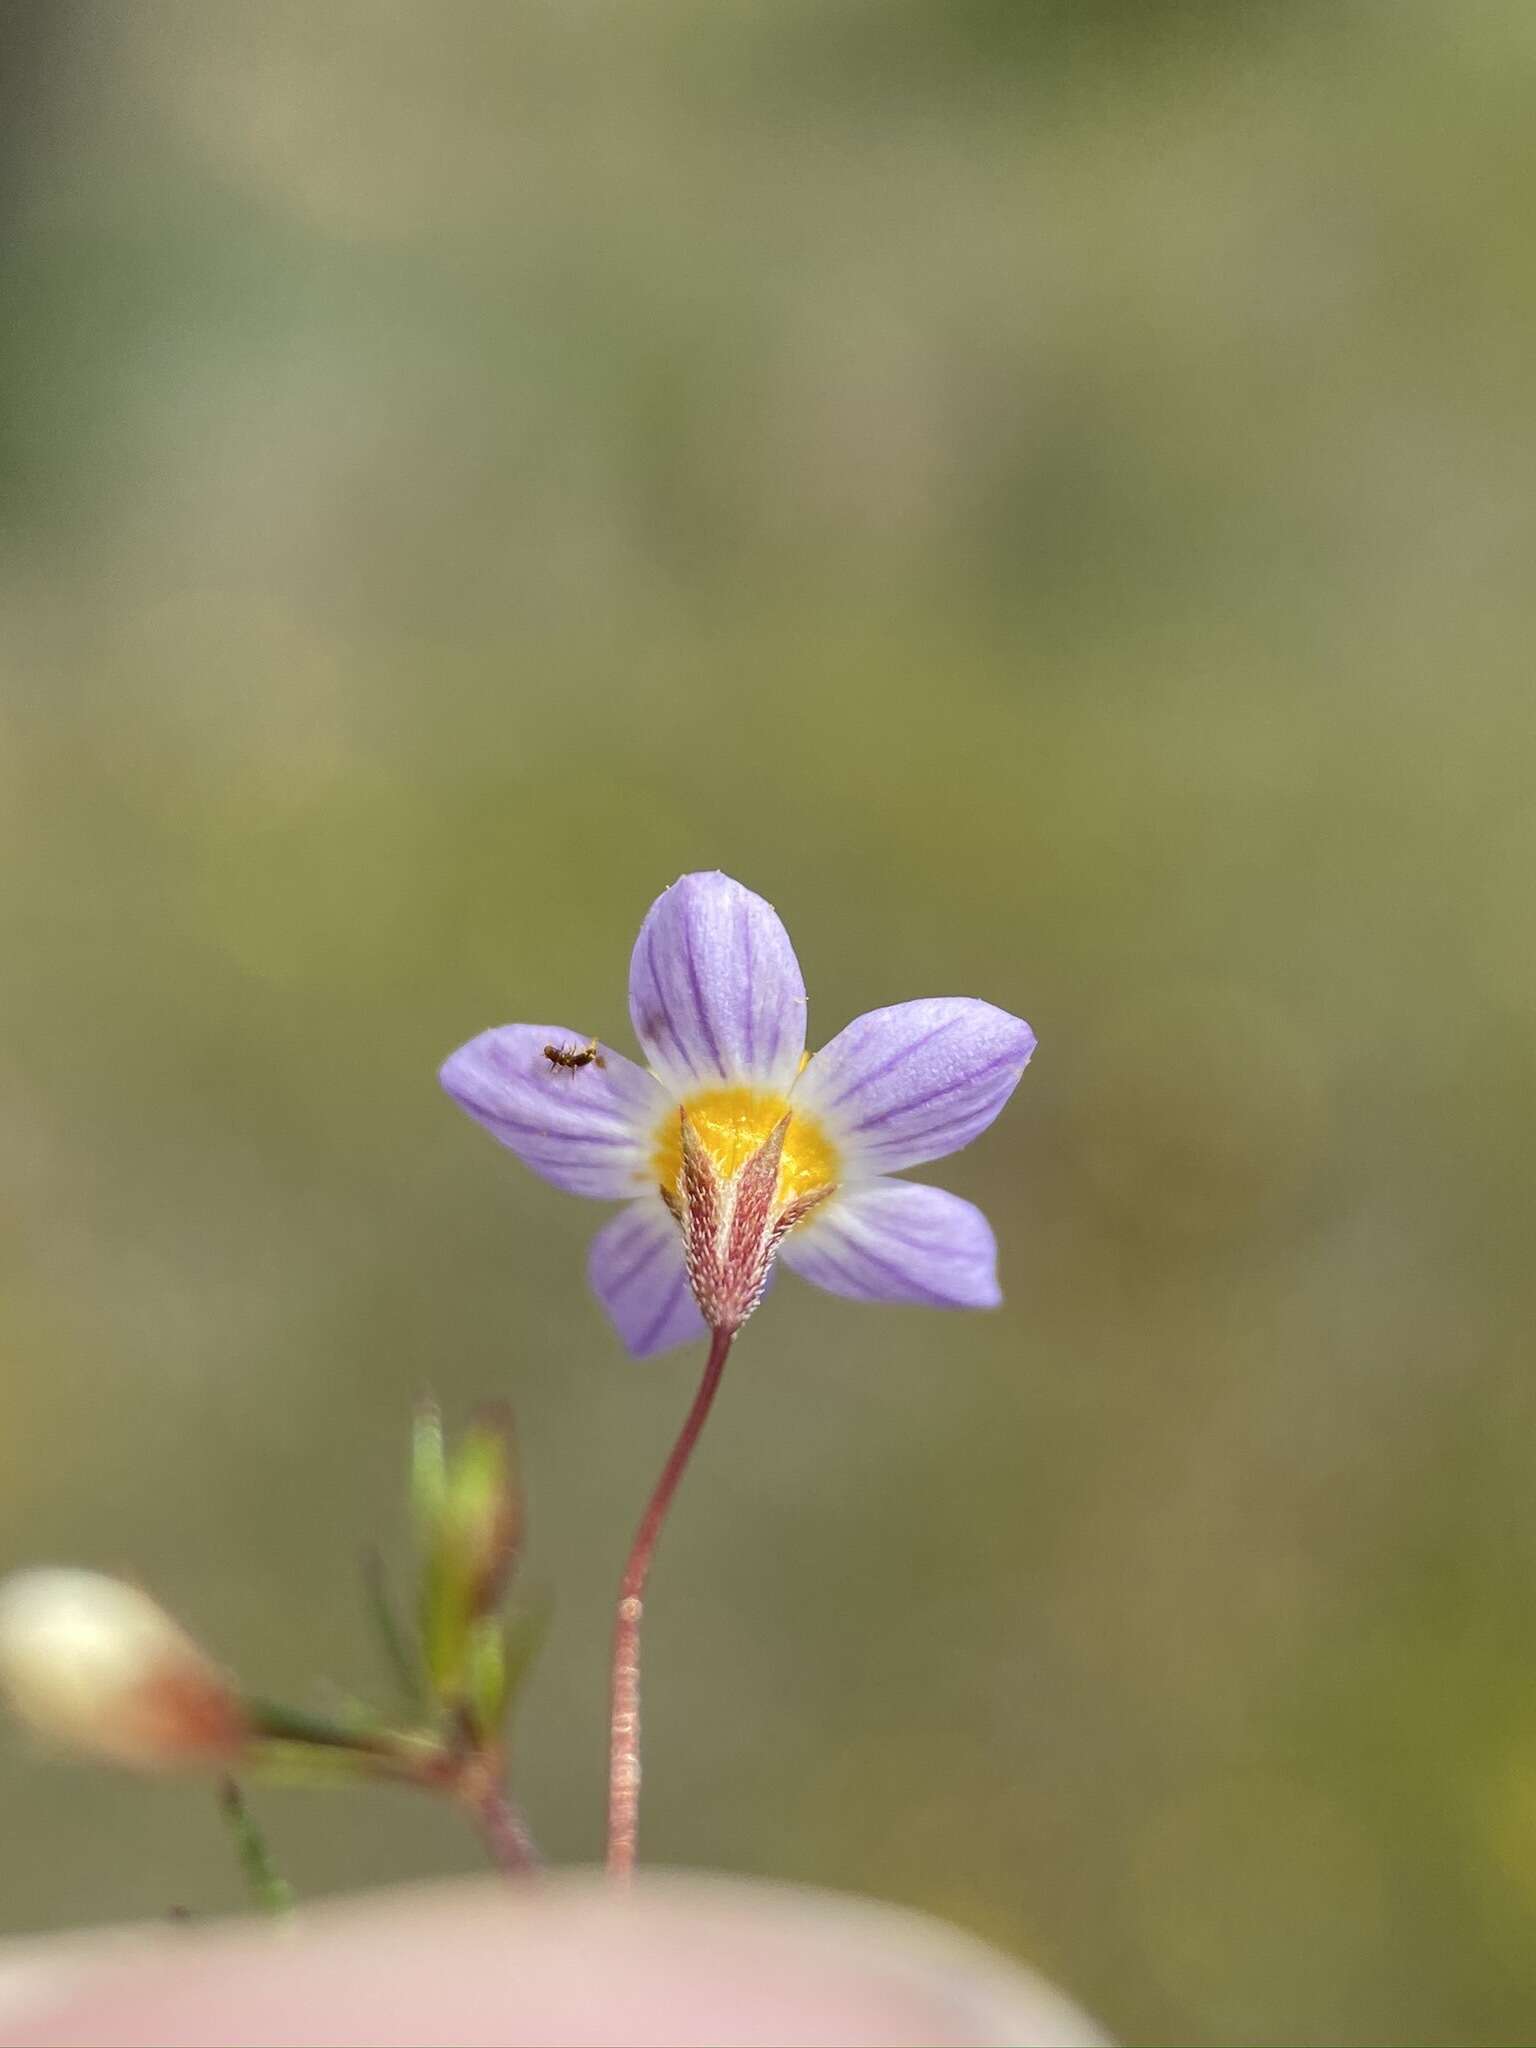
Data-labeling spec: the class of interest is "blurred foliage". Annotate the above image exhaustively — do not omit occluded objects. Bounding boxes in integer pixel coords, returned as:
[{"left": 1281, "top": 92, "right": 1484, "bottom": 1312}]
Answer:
[{"left": 1, "top": 2, "right": 1534, "bottom": 2041}]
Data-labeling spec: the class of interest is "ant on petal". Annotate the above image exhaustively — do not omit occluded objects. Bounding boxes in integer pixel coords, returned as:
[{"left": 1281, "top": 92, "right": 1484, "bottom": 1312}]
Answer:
[{"left": 543, "top": 1037, "right": 606, "bottom": 1076}]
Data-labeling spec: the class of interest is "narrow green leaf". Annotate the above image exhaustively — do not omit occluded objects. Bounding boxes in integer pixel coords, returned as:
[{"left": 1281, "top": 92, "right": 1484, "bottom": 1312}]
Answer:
[
  {"left": 218, "top": 1778, "right": 294, "bottom": 1916},
  {"left": 242, "top": 1738, "right": 383, "bottom": 1787},
  {"left": 461, "top": 1595, "right": 550, "bottom": 1746},
  {"left": 446, "top": 1407, "right": 524, "bottom": 1615},
  {"left": 419, "top": 1407, "right": 525, "bottom": 1710},
  {"left": 243, "top": 1697, "right": 376, "bottom": 1751},
  {"left": 420, "top": 1546, "right": 465, "bottom": 1702},
  {"left": 463, "top": 1614, "right": 507, "bottom": 1744}
]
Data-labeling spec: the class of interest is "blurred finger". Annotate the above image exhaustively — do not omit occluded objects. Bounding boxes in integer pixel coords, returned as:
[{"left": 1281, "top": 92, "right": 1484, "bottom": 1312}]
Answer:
[{"left": 0, "top": 1871, "right": 1106, "bottom": 2048}]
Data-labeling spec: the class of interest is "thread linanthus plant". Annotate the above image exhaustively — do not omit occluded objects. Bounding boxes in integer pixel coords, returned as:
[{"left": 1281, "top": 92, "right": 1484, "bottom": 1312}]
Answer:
[
  {"left": 441, "top": 871, "right": 1035, "bottom": 1876},
  {"left": 0, "top": 871, "right": 1034, "bottom": 1910}
]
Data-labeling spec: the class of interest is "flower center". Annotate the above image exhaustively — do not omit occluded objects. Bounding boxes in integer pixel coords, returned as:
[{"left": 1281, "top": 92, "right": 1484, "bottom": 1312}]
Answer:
[{"left": 652, "top": 1087, "right": 838, "bottom": 1211}]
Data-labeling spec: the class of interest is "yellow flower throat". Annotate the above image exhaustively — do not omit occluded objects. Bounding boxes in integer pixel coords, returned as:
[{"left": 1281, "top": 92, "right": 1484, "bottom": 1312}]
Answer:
[{"left": 652, "top": 1087, "right": 839, "bottom": 1210}]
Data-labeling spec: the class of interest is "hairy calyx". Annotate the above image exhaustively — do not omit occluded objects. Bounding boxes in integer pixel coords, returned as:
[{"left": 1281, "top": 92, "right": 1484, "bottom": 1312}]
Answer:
[{"left": 661, "top": 1105, "right": 834, "bottom": 1333}]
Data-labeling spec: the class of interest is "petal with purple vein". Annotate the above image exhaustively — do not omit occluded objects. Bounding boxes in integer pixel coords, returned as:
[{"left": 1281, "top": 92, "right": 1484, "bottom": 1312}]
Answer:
[
  {"left": 440, "top": 1026, "right": 666, "bottom": 1199},
  {"left": 779, "top": 1179, "right": 1002, "bottom": 1309},
  {"left": 792, "top": 999, "right": 1035, "bottom": 1173},
  {"left": 629, "top": 873, "right": 806, "bottom": 1097},
  {"left": 587, "top": 1198, "right": 710, "bottom": 1357}
]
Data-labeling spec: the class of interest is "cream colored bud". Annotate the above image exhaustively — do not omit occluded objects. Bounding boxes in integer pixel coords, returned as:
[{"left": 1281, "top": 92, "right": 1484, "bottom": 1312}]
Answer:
[{"left": 0, "top": 1570, "right": 248, "bottom": 1770}]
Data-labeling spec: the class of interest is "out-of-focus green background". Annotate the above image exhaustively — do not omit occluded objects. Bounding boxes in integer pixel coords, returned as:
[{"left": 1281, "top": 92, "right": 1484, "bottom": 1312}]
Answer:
[{"left": 2, "top": 3, "right": 1533, "bottom": 2040}]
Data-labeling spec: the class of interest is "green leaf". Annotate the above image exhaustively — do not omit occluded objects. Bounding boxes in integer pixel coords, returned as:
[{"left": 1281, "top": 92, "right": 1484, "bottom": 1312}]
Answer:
[
  {"left": 462, "top": 1596, "right": 550, "bottom": 1747},
  {"left": 463, "top": 1615, "right": 506, "bottom": 1744},
  {"left": 445, "top": 1407, "right": 524, "bottom": 1614},
  {"left": 241, "top": 1700, "right": 439, "bottom": 1788},
  {"left": 419, "top": 1407, "right": 525, "bottom": 1707},
  {"left": 244, "top": 1697, "right": 372, "bottom": 1749},
  {"left": 241, "top": 1739, "right": 375, "bottom": 1787}
]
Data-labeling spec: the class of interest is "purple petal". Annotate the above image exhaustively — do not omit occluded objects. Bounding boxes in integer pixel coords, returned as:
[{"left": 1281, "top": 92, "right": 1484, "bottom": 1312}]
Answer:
[
  {"left": 440, "top": 1026, "right": 667, "bottom": 1199},
  {"left": 779, "top": 1178, "right": 1001, "bottom": 1308},
  {"left": 628, "top": 872, "right": 807, "bottom": 1097},
  {"left": 587, "top": 1198, "right": 709, "bottom": 1357},
  {"left": 793, "top": 999, "right": 1035, "bottom": 1173}
]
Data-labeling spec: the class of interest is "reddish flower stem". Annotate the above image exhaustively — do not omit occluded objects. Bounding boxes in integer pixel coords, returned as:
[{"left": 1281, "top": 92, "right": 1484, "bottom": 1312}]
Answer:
[{"left": 607, "top": 1324, "right": 734, "bottom": 1879}]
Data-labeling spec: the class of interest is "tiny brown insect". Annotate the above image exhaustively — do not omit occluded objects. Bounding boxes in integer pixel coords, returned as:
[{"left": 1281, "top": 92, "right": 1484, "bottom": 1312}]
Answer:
[{"left": 542, "top": 1036, "right": 606, "bottom": 1074}]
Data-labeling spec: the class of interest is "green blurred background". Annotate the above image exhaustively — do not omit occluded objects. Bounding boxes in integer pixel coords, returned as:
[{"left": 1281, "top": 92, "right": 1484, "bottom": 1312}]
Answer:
[{"left": 2, "top": 3, "right": 1534, "bottom": 2040}]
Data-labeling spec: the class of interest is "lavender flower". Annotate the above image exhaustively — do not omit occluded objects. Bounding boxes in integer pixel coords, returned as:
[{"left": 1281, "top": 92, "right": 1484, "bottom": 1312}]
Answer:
[{"left": 441, "top": 871, "right": 1035, "bottom": 1354}]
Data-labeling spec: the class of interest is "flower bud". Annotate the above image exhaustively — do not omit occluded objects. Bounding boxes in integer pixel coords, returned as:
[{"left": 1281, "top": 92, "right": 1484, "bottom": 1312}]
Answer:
[
  {"left": 0, "top": 1570, "right": 248, "bottom": 1770},
  {"left": 419, "top": 1406, "right": 525, "bottom": 1707},
  {"left": 440, "top": 1405, "right": 524, "bottom": 1622}
]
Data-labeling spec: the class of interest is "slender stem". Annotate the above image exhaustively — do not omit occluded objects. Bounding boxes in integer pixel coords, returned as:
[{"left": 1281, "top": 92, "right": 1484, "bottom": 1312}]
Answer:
[
  {"left": 217, "top": 1777, "right": 294, "bottom": 1916},
  {"left": 607, "top": 1325, "right": 734, "bottom": 1879},
  {"left": 441, "top": 1708, "right": 540, "bottom": 1879},
  {"left": 467, "top": 1781, "right": 542, "bottom": 1877}
]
